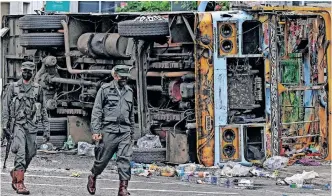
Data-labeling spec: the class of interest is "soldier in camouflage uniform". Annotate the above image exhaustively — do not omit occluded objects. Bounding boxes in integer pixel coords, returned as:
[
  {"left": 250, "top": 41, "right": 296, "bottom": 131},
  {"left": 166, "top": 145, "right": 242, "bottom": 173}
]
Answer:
[
  {"left": 2, "top": 62, "right": 50, "bottom": 195},
  {"left": 87, "top": 65, "right": 134, "bottom": 196}
]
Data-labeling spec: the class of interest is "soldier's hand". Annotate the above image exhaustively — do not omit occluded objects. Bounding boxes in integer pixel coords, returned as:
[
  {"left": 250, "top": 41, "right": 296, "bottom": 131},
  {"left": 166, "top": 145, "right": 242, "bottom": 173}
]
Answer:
[{"left": 92, "top": 134, "right": 102, "bottom": 141}]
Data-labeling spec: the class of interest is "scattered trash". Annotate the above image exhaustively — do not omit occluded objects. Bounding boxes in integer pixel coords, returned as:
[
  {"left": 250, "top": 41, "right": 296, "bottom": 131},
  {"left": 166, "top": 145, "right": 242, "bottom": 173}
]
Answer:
[
  {"left": 323, "top": 183, "right": 331, "bottom": 190},
  {"left": 290, "top": 183, "right": 314, "bottom": 189},
  {"left": 137, "top": 135, "right": 162, "bottom": 149},
  {"left": 232, "top": 164, "right": 252, "bottom": 177},
  {"left": 298, "top": 158, "right": 321, "bottom": 166},
  {"left": 70, "top": 172, "right": 81, "bottom": 177},
  {"left": 238, "top": 179, "right": 254, "bottom": 189},
  {"left": 176, "top": 163, "right": 200, "bottom": 173},
  {"left": 263, "top": 156, "right": 289, "bottom": 170},
  {"left": 276, "top": 178, "right": 286, "bottom": 185},
  {"left": 220, "top": 162, "right": 253, "bottom": 177},
  {"left": 77, "top": 142, "right": 95, "bottom": 157},
  {"left": 138, "top": 170, "right": 153, "bottom": 177},
  {"left": 301, "top": 184, "right": 314, "bottom": 189},
  {"left": 197, "top": 179, "right": 203, "bottom": 184},
  {"left": 224, "top": 178, "right": 233, "bottom": 188},
  {"left": 250, "top": 168, "right": 270, "bottom": 177},
  {"left": 160, "top": 166, "right": 175, "bottom": 177},
  {"left": 62, "top": 135, "right": 75, "bottom": 150},
  {"left": 211, "top": 176, "right": 218, "bottom": 185},
  {"left": 284, "top": 170, "right": 319, "bottom": 185},
  {"left": 40, "top": 142, "right": 56, "bottom": 151}
]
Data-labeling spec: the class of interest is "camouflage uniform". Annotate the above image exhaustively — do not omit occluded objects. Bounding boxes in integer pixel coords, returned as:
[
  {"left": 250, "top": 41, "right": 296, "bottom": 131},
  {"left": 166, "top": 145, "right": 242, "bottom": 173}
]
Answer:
[
  {"left": 2, "top": 62, "right": 49, "bottom": 194},
  {"left": 87, "top": 65, "right": 134, "bottom": 196},
  {"left": 90, "top": 65, "right": 134, "bottom": 180}
]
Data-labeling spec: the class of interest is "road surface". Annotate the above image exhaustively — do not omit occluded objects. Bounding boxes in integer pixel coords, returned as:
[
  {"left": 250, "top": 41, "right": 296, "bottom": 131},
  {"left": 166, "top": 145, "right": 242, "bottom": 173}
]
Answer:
[{"left": 1, "top": 148, "right": 331, "bottom": 196}]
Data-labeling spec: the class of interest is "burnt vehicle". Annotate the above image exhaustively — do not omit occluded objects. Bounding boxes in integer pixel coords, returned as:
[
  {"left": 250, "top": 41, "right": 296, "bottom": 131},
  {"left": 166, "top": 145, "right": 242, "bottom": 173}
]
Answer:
[{"left": 1, "top": 5, "right": 331, "bottom": 166}]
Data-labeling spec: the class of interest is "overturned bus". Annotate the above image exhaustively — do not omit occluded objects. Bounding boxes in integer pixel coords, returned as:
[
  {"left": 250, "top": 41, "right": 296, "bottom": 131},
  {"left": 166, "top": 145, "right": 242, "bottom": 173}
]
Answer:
[{"left": 1, "top": 5, "right": 331, "bottom": 166}]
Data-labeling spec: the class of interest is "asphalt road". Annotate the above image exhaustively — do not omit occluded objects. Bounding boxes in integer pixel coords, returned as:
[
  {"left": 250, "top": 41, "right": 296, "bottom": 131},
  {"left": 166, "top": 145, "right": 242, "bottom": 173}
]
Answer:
[{"left": 1, "top": 148, "right": 331, "bottom": 196}]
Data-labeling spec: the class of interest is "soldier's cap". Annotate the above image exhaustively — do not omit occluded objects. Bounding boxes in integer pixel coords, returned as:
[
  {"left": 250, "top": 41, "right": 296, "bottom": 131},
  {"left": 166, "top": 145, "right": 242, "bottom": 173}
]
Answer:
[
  {"left": 21, "top": 62, "right": 35, "bottom": 70},
  {"left": 112, "top": 65, "right": 131, "bottom": 77}
]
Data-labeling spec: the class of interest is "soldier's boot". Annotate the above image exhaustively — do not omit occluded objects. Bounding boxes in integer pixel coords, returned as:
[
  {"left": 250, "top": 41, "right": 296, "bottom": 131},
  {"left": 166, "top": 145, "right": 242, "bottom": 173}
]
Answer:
[
  {"left": 87, "top": 174, "right": 97, "bottom": 195},
  {"left": 118, "top": 180, "right": 130, "bottom": 196},
  {"left": 10, "top": 169, "right": 17, "bottom": 190},
  {"left": 15, "top": 170, "right": 30, "bottom": 195}
]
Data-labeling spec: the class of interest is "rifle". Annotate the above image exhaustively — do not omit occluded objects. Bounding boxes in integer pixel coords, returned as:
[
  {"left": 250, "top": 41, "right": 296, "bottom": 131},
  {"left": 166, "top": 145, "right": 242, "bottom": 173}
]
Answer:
[
  {"left": 3, "top": 96, "right": 17, "bottom": 169},
  {"left": 3, "top": 127, "right": 14, "bottom": 169}
]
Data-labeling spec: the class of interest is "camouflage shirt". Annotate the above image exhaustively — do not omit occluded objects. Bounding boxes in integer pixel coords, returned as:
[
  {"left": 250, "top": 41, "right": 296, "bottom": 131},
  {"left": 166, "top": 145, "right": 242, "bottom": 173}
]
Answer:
[
  {"left": 1, "top": 79, "right": 50, "bottom": 133},
  {"left": 91, "top": 80, "right": 135, "bottom": 134}
]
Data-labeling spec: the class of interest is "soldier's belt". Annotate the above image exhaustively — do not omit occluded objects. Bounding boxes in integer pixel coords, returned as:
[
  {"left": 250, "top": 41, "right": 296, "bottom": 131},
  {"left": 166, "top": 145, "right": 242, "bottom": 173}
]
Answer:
[{"left": 103, "top": 116, "right": 130, "bottom": 125}]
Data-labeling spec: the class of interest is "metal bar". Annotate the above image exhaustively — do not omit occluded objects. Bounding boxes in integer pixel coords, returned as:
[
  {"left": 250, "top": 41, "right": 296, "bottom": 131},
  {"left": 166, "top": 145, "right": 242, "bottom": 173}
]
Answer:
[
  {"left": 285, "top": 85, "right": 323, "bottom": 91},
  {"left": 281, "top": 83, "right": 299, "bottom": 85},
  {"left": 147, "top": 71, "right": 193, "bottom": 78},
  {"left": 281, "top": 134, "right": 320, "bottom": 139},
  {"left": 50, "top": 77, "right": 98, "bottom": 86},
  {"left": 182, "top": 15, "right": 196, "bottom": 42},
  {"left": 156, "top": 53, "right": 191, "bottom": 57},
  {"left": 282, "top": 120, "right": 319, "bottom": 125},
  {"left": 247, "top": 142, "right": 263, "bottom": 144},
  {"left": 147, "top": 85, "right": 162, "bottom": 91},
  {"left": 281, "top": 105, "right": 315, "bottom": 108}
]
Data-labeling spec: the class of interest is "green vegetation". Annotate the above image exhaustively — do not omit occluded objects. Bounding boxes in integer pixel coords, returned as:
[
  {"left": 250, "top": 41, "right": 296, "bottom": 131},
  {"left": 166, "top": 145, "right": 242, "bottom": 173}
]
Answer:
[
  {"left": 116, "top": 1, "right": 171, "bottom": 12},
  {"left": 116, "top": 1, "right": 230, "bottom": 12}
]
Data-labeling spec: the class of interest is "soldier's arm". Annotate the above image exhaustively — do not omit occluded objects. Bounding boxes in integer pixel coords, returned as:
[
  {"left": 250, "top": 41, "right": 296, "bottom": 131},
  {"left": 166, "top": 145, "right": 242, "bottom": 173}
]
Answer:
[
  {"left": 91, "top": 88, "right": 104, "bottom": 134},
  {"left": 129, "top": 94, "right": 135, "bottom": 134},
  {"left": 1, "top": 84, "right": 14, "bottom": 130},
  {"left": 39, "top": 87, "right": 50, "bottom": 133}
]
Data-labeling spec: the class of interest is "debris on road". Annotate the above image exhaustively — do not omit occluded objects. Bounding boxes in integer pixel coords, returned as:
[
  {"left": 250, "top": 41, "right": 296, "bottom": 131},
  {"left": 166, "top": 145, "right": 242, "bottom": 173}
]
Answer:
[
  {"left": 77, "top": 142, "right": 95, "bottom": 157},
  {"left": 160, "top": 166, "right": 175, "bottom": 177},
  {"left": 137, "top": 135, "right": 162, "bottom": 149},
  {"left": 263, "top": 156, "right": 289, "bottom": 170},
  {"left": 70, "top": 172, "right": 81, "bottom": 177},
  {"left": 297, "top": 158, "right": 321, "bottom": 166},
  {"left": 284, "top": 170, "right": 319, "bottom": 185},
  {"left": 126, "top": 159, "right": 330, "bottom": 191},
  {"left": 62, "top": 135, "right": 75, "bottom": 151},
  {"left": 238, "top": 179, "right": 254, "bottom": 189}
]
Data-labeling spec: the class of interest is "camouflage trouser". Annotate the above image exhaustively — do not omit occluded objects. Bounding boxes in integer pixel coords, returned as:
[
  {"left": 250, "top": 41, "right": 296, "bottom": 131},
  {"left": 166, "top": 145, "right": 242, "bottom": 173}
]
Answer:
[
  {"left": 11, "top": 125, "right": 37, "bottom": 171},
  {"left": 91, "top": 131, "right": 133, "bottom": 181}
]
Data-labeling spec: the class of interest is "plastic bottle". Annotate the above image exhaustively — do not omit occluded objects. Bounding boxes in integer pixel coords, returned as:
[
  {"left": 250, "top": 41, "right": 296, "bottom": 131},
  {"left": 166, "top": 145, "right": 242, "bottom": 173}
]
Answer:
[
  {"left": 323, "top": 183, "right": 331, "bottom": 190},
  {"left": 302, "top": 185, "right": 314, "bottom": 189},
  {"left": 224, "top": 178, "right": 233, "bottom": 188}
]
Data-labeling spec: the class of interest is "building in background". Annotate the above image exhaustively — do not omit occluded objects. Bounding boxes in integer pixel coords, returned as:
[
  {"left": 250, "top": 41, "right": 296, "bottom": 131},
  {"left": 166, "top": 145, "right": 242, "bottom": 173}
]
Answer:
[
  {"left": 45, "top": 1, "right": 118, "bottom": 13},
  {"left": 1, "top": 1, "right": 44, "bottom": 21}
]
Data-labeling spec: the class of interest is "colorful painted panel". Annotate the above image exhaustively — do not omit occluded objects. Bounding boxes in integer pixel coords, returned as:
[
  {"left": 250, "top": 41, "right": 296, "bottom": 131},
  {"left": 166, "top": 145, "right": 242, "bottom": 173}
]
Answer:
[{"left": 195, "top": 13, "right": 215, "bottom": 167}]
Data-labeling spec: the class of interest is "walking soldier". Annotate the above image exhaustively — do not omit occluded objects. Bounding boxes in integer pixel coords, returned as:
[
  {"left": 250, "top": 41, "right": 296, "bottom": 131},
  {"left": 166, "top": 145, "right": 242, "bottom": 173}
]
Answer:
[
  {"left": 87, "top": 65, "right": 135, "bottom": 196},
  {"left": 2, "top": 61, "right": 50, "bottom": 195}
]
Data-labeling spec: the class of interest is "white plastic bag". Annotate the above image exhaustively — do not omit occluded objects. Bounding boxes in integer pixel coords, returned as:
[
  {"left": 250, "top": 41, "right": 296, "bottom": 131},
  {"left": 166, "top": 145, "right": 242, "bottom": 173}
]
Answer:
[
  {"left": 284, "top": 170, "right": 319, "bottom": 185},
  {"left": 263, "top": 156, "right": 289, "bottom": 170},
  {"left": 137, "top": 135, "right": 162, "bottom": 148},
  {"left": 77, "top": 142, "right": 95, "bottom": 156},
  {"left": 232, "top": 164, "right": 252, "bottom": 177}
]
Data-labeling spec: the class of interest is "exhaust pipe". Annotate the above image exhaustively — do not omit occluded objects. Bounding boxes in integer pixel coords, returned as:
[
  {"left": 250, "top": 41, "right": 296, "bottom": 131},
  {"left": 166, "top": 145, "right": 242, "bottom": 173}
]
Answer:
[{"left": 61, "top": 20, "right": 113, "bottom": 75}]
